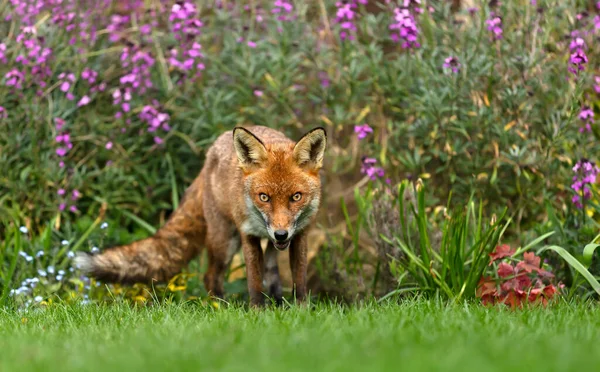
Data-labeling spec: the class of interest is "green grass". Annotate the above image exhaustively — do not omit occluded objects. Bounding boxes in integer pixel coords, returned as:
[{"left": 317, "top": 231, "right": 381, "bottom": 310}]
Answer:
[{"left": 1, "top": 300, "right": 599, "bottom": 371}]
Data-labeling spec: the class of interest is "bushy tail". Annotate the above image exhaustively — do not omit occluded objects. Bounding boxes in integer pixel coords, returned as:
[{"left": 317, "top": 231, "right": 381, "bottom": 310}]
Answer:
[{"left": 75, "top": 177, "right": 206, "bottom": 284}]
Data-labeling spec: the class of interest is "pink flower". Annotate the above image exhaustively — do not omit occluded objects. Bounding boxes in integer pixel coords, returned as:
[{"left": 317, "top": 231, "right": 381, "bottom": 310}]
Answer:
[
  {"left": 354, "top": 124, "right": 373, "bottom": 140},
  {"left": 105, "top": 142, "right": 113, "bottom": 150},
  {"left": 71, "top": 189, "right": 81, "bottom": 200},
  {"left": 57, "top": 189, "right": 66, "bottom": 196},
  {"left": 569, "top": 49, "right": 588, "bottom": 75},
  {"left": 5, "top": 69, "right": 25, "bottom": 89},
  {"left": 254, "top": 90, "right": 263, "bottom": 97},
  {"left": 77, "top": 95, "right": 91, "bottom": 107},
  {"left": 55, "top": 118, "right": 65, "bottom": 130},
  {"left": 139, "top": 24, "right": 152, "bottom": 34},
  {"left": 154, "top": 136, "right": 164, "bottom": 144},
  {"left": 56, "top": 133, "right": 70, "bottom": 143},
  {"left": 443, "top": 56, "right": 461, "bottom": 73},
  {"left": 247, "top": 41, "right": 257, "bottom": 48}
]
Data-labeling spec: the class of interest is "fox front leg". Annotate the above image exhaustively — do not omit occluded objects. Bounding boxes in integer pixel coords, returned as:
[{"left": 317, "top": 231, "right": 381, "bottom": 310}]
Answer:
[
  {"left": 289, "top": 232, "right": 308, "bottom": 303},
  {"left": 241, "top": 235, "right": 265, "bottom": 307}
]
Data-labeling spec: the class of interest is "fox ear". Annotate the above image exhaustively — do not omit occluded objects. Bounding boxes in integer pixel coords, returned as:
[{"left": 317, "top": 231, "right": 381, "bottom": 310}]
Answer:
[
  {"left": 233, "top": 127, "right": 268, "bottom": 169},
  {"left": 293, "top": 127, "right": 327, "bottom": 170}
]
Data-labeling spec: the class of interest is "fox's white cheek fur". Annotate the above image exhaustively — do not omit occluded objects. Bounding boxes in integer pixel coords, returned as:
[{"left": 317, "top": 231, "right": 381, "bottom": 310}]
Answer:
[
  {"left": 241, "top": 195, "right": 271, "bottom": 238},
  {"left": 294, "top": 196, "right": 320, "bottom": 232}
]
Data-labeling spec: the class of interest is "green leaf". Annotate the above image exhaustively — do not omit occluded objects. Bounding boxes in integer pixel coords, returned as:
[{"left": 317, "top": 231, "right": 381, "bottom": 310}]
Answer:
[
  {"left": 537, "top": 245, "right": 600, "bottom": 296},
  {"left": 513, "top": 231, "right": 555, "bottom": 257},
  {"left": 582, "top": 244, "right": 600, "bottom": 268},
  {"left": 166, "top": 153, "right": 179, "bottom": 210}
]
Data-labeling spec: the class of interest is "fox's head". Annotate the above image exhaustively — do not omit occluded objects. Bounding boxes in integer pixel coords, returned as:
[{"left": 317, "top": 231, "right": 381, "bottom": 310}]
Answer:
[{"left": 233, "top": 127, "right": 327, "bottom": 250}]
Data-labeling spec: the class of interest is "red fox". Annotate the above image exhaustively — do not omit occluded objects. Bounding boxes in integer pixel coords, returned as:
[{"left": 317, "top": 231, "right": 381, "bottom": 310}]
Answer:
[{"left": 75, "top": 126, "right": 327, "bottom": 306}]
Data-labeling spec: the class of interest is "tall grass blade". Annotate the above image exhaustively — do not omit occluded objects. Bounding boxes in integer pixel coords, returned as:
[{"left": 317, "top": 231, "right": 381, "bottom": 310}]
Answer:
[{"left": 537, "top": 245, "right": 600, "bottom": 296}]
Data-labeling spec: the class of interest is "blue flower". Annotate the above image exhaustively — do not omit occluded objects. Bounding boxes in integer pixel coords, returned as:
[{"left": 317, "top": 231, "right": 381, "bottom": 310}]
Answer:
[
  {"left": 91, "top": 247, "right": 100, "bottom": 253},
  {"left": 19, "top": 251, "right": 34, "bottom": 262},
  {"left": 61, "top": 240, "right": 69, "bottom": 245},
  {"left": 37, "top": 269, "right": 47, "bottom": 277},
  {"left": 36, "top": 250, "right": 44, "bottom": 257},
  {"left": 47, "top": 266, "right": 55, "bottom": 274},
  {"left": 67, "top": 251, "right": 75, "bottom": 258},
  {"left": 34, "top": 296, "right": 43, "bottom": 302},
  {"left": 100, "top": 222, "right": 108, "bottom": 229},
  {"left": 56, "top": 275, "right": 64, "bottom": 281},
  {"left": 19, "top": 226, "right": 28, "bottom": 234}
]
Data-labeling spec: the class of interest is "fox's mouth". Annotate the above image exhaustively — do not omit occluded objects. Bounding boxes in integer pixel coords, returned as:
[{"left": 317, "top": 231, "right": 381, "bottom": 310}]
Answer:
[{"left": 273, "top": 240, "right": 291, "bottom": 251}]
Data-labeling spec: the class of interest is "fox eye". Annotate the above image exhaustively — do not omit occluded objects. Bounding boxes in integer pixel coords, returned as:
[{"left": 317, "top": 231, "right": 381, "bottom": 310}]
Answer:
[
  {"left": 291, "top": 192, "right": 302, "bottom": 202},
  {"left": 259, "top": 193, "right": 270, "bottom": 202}
]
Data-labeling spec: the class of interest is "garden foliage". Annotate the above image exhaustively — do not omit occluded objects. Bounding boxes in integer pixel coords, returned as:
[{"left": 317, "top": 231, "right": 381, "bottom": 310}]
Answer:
[{"left": 1, "top": 0, "right": 600, "bottom": 307}]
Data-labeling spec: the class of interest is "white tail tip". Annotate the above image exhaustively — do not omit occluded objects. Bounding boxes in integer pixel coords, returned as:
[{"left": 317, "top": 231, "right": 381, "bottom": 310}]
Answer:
[{"left": 73, "top": 253, "right": 94, "bottom": 273}]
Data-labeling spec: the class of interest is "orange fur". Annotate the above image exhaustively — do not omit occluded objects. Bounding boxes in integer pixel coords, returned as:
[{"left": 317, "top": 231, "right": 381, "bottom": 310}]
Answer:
[{"left": 75, "top": 126, "right": 326, "bottom": 306}]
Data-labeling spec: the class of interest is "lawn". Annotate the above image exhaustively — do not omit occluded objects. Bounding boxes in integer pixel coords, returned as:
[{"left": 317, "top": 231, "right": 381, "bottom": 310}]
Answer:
[{"left": 1, "top": 300, "right": 598, "bottom": 372}]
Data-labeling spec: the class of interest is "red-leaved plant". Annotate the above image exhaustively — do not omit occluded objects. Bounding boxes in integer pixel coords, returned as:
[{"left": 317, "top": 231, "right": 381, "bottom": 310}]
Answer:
[{"left": 477, "top": 245, "right": 562, "bottom": 309}]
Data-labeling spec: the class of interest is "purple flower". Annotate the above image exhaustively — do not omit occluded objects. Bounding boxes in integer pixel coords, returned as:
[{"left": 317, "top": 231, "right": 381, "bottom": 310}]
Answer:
[
  {"left": 335, "top": 1, "right": 359, "bottom": 41},
  {"left": 569, "top": 37, "right": 586, "bottom": 51},
  {"left": 443, "top": 56, "right": 461, "bottom": 73},
  {"left": 5, "top": 69, "right": 25, "bottom": 89},
  {"left": 107, "top": 14, "right": 130, "bottom": 43},
  {"left": 318, "top": 71, "right": 330, "bottom": 88},
  {"left": 72, "top": 189, "right": 81, "bottom": 200},
  {"left": 568, "top": 49, "right": 588, "bottom": 75},
  {"left": 55, "top": 118, "right": 65, "bottom": 130},
  {"left": 139, "top": 104, "right": 170, "bottom": 134},
  {"left": 119, "top": 47, "right": 155, "bottom": 95},
  {"left": 361, "top": 157, "right": 386, "bottom": 181},
  {"left": 0, "top": 106, "right": 6, "bottom": 119},
  {"left": 81, "top": 68, "right": 98, "bottom": 84},
  {"left": 579, "top": 106, "right": 594, "bottom": 133},
  {"left": 571, "top": 159, "right": 600, "bottom": 209},
  {"left": 167, "top": 3, "right": 204, "bottom": 81},
  {"left": 486, "top": 13, "right": 503, "bottom": 40},
  {"left": 389, "top": 7, "right": 420, "bottom": 49},
  {"left": 0, "top": 43, "right": 7, "bottom": 63},
  {"left": 247, "top": 41, "right": 257, "bottom": 48},
  {"left": 254, "top": 90, "right": 263, "bottom": 97},
  {"left": 139, "top": 24, "right": 152, "bottom": 34},
  {"left": 77, "top": 95, "right": 91, "bottom": 107},
  {"left": 354, "top": 124, "right": 373, "bottom": 140},
  {"left": 272, "top": 1, "right": 294, "bottom": 22},
  {"left": 170, "top": 2, "right": 203, "bottom": 39},
  {"left": 58, "top": 72, "right": 76, "bottom": 98},
  {"left": 594, "top": 76, "right": 600, "bottom": 94}
]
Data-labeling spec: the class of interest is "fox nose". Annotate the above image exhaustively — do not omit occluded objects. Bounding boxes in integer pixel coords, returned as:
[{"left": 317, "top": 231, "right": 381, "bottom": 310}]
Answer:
[{"left": 274, "top": 230, "right": 288, "bottom": 242}]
